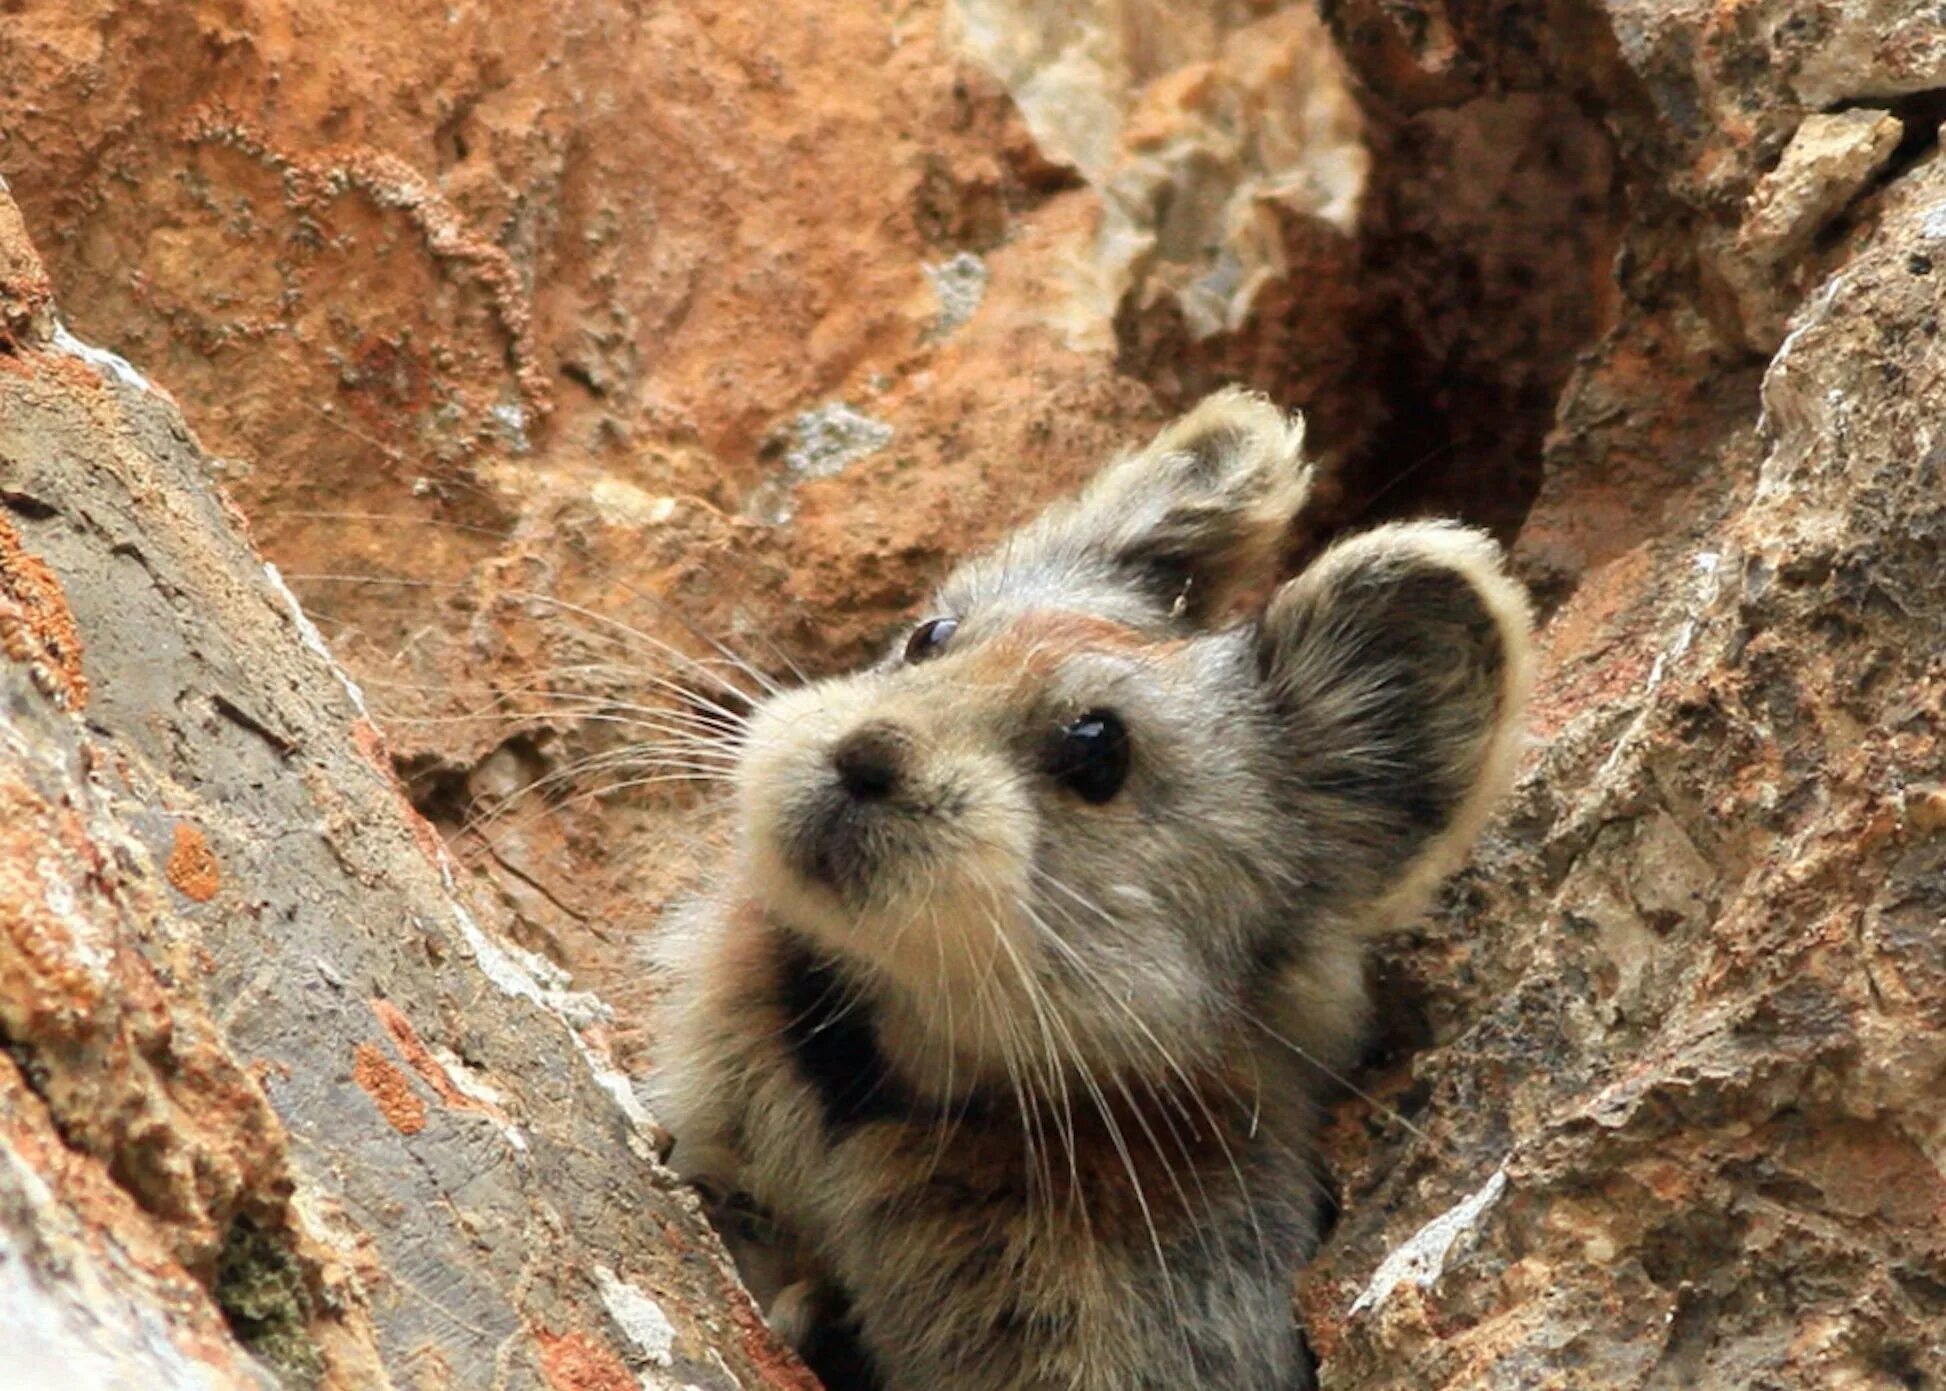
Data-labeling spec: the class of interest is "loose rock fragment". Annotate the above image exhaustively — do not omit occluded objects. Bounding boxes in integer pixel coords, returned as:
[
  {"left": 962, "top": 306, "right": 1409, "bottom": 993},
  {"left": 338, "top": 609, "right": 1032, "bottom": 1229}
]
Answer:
[{"left": 1721, "top": 108, "right": 1905, "bottom": 351}]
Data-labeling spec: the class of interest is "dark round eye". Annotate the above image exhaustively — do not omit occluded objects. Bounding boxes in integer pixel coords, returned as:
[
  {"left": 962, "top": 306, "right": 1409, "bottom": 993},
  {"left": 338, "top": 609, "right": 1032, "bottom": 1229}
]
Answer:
[
  {"left": 1049, "top": 710, "right": 1130, "bottom": 804},
  {"left": 904, "top": 616, "right": 958, "bottom": 663}
]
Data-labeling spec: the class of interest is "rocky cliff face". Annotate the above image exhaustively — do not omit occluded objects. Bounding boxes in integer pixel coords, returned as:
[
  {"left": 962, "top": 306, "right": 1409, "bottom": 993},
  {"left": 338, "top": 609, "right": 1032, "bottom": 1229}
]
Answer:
[
  {"left": 1, "top": 0, "right": 1941, "bottom": 1387},
  {"left": 1300, "top": 2, "right": 1946, "bottom": 1382},
  {"left": 0, "top": 188, "right": 813, "bottom": 1390}
]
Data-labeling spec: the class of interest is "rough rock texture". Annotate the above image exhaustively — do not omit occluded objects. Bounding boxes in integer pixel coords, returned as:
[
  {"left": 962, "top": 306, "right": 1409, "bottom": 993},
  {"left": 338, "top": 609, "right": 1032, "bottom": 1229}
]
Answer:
[
  {"left": 0, "top": 197, "right": 808, "bottom": 1389},
  {"left": 1306, "top": 157, "right": 1946, "bottom": 1384},
  {"left": 946, "top": 0, "right": 1367, "bottom": 336},
  {"left": 2, "top": 0, "right": 1944, "bottom": 1387},
  {"left": 1299, "top": 0, "right": 1946, "bottom": 1383}
]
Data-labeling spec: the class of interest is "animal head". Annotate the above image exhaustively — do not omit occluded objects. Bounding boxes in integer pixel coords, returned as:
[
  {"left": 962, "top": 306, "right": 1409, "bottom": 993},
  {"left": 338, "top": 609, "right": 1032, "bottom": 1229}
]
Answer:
[{"left": 733, "top": 388, "right": 1532, "bottom": 1082}]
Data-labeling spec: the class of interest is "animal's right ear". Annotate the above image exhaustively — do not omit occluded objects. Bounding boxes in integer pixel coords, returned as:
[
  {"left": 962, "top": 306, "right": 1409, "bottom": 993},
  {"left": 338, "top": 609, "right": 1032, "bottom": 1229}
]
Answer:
[
  {"left": 1256, "top": 522, "right": 1534, "bottom": 930},
  {"left": 979, "top": 388, "right": 1311, "bottom": 625}
]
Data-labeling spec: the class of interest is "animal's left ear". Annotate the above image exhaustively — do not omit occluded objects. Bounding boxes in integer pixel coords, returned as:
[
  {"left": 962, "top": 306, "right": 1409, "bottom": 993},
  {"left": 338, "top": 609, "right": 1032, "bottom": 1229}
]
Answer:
[
  {"left": 1004, "top": 387, "right": 1312, "bottom": 624},
  {"left": 1256, "top": 521, "right": 1535, "bottom": 929}
]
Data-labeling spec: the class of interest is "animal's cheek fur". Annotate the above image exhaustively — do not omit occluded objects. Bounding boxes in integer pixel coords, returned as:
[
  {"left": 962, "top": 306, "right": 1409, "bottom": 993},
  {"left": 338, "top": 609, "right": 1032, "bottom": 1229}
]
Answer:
[
  {"left": 733, "top": 681, "right": 858, "bottom": 852},
  {"left": 734, "top": 739, "right": 824, "bottom": 887},
  {"left": 1018, "top": 879, "right": 1214, "bottom": 1063}
]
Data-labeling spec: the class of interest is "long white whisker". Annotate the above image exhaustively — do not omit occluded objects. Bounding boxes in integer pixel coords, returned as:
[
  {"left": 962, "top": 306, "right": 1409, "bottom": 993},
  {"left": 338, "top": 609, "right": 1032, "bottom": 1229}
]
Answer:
[
  {"left": 1024, "top": 884, "right": 1269, "bottom": 1279},
  {"left": 281, "top": 571, "right": 776, "bottom": 707},
  {"left": 986, "top": 914, "right": 1184, "bottom": 1327}
]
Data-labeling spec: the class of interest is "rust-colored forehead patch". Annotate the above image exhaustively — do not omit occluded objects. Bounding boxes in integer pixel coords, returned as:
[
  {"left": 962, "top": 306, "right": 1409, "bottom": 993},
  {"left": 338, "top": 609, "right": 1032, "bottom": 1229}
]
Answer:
[{"left": 956, "top": 609, "right": 1173, "bottom": 687}]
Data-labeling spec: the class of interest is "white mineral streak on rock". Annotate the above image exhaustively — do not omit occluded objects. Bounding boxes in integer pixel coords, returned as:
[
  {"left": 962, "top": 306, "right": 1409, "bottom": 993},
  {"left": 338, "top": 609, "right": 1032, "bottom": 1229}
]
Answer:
[
  {"left": 263, "top": 562, "right": 372, "bottom": 719},
  {"left": 1599, "top": 550, "right": 1726, "bottom": 778},
  {"left": 51, "top": 321, "right": 158, "bottom": 395},
  {"left": 442, "top": 875, "right": 666, "bottom": 1159},
  {"left": 594, "top": 1266, "right": 680, "bottom": 1369},
  {"left": 429, "top": 1043, "right": 530, "bottom": 1152},
  {"left": 447, "top": 896, "right": 603, "bottom": 1024},
  {"left": 1350, "top": 1163, "right": 1510, "bottom": 1317}
]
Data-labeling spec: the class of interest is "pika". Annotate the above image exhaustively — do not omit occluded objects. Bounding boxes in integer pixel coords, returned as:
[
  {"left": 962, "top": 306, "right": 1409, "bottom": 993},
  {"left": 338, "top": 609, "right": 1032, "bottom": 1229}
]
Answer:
[{"left": 654, "top": 389, "right": 1533, "bottom": 1390}]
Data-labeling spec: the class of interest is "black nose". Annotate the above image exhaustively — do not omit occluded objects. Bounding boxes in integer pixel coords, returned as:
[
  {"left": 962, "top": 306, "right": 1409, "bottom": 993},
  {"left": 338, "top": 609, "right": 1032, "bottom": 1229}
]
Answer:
[{"left": 832, "top": 724, "right": 904, "bottom": 801}]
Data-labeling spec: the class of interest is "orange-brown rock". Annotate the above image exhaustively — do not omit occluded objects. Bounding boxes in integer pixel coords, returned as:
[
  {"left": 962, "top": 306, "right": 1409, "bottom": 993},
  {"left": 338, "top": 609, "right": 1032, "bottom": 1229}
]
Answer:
[{"left": 0, "top": 187, "right": 811, "bottom": 1388}]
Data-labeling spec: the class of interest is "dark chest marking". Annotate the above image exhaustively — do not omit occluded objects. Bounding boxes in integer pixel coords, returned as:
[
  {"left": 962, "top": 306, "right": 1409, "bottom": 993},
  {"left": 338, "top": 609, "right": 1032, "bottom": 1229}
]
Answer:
[
  {"left": 775, "top": 932, "right": 915, "bottom": 1136},
  {"left": 770, "top": 931, "right": 1273, "bottom": 1236}
]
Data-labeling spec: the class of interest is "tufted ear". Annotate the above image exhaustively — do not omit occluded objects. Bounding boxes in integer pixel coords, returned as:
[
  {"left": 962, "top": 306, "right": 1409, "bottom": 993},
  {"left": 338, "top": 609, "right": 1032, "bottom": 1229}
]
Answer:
[
  {"left": 947, "top": 388, "right": 1311, "bottom": 628},
  {"left": 1256, "top": 521, "right": 1535, "bottom": 930},
  {"left": 1068, "top": 387, "right": 1311, "bottom": 621}
]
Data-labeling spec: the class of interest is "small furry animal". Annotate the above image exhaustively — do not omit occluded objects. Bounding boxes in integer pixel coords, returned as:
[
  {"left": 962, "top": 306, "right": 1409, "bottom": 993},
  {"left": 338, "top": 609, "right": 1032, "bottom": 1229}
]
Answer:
[{"left": 655, "top": 389, "right": 1533, "bottom": 1390}]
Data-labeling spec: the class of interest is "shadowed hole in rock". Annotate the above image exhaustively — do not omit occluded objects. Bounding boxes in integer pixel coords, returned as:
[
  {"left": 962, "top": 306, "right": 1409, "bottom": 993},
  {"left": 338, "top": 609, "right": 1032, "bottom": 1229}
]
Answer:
[
  {"left": 214, "top": 1214, "right": 326, "bottom": 1390},
  {"left": 398, "top": 752, "right": 479, "bottom": 830},
  {"left": 560, "top": 359, "right": 604, "bottom": 396},
  {"left": 400, "top": 734, "right": 554, "bottom": 830},
  {"left": 1117, "top": 87, "right": 1624, "bottom": 567},
  {"left": 1, "top": 490, "right": 58, "bottom": 520}
]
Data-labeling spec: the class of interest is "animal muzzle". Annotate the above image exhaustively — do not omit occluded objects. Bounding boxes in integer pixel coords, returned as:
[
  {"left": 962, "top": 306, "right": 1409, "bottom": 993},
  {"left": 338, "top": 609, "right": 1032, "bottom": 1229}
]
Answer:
[{"left": 785, "top": 722, "right": 916, "bottom": 897}]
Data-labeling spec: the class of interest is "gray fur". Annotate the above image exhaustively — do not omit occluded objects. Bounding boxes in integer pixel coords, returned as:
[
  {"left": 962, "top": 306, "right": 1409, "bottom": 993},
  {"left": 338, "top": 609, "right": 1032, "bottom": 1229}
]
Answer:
[{"left": 655, "top": 389, "right": 1534, "bottom": 1390}]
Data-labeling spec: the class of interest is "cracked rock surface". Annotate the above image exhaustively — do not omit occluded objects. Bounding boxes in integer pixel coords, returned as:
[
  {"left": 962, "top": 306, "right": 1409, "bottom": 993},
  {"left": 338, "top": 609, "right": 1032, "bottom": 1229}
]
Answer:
[
  {"left": 1305, "top": 0, "right": 1946, "bottom": 1382},
  {"left": 0, "top": 196, "right": 806, "bottom": 1390}
]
